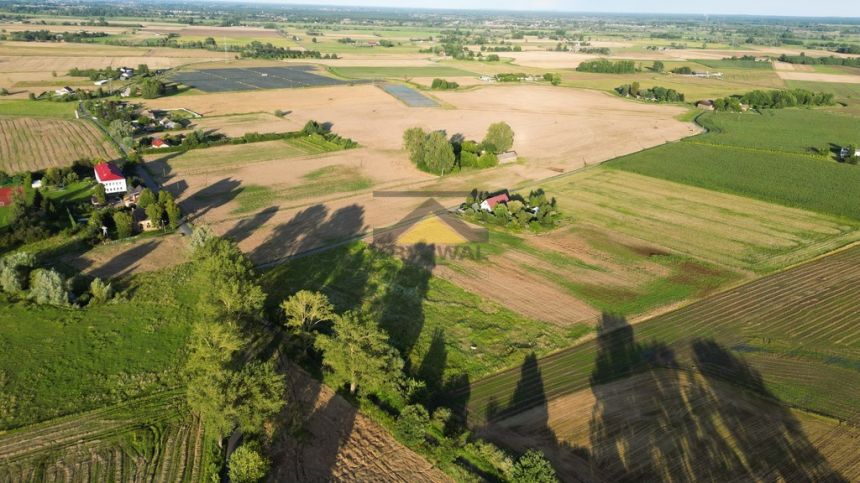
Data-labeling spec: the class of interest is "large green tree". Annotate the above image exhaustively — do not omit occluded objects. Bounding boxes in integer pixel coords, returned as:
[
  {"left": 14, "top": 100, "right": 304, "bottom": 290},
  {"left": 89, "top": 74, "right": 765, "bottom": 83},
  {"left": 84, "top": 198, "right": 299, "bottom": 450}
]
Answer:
[
  {"left": 483, "top": 122, "right": 514, "bottom": 153},
  {"left": 402, "top": 127, "right": 427, "bottom": 166},
  {"left": 281, "top": 290, "right": 334, "bottom": 352},
  {"left": 184, "top": 321, "right": 285, "bottom": 445},
  {"left": 315, "top": 311, "right": 404, "bottom": 395},
  {"left": 112, "top": 211, "right": 134, "bottom": 239},
  {"left": 194, "top": 237, "right": 265, "bottom": 321},
  {"left": 422, "top": 130, "right": 455, "bottom": 176}
]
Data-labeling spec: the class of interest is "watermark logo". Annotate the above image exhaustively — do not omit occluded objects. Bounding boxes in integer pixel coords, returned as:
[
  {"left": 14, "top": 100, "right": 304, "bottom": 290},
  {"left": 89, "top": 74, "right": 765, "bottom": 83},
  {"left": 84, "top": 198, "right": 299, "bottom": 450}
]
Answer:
[{"left": 371, "top": 191, "right": 488, "bottom": 264}]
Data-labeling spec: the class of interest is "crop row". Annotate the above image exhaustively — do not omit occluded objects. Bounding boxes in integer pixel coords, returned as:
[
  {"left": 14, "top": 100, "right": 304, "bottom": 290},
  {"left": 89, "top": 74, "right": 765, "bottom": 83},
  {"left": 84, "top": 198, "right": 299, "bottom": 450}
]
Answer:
[
  {"left": 461, "top": 245, "right": 860, "bottom": 427},
  {"left": 0, "top": 391, "right": 204, "bottom": 483}
]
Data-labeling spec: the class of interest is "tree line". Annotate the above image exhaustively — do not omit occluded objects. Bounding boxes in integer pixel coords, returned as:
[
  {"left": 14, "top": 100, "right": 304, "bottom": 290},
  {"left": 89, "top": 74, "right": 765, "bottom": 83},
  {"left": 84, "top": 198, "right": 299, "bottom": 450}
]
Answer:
[
  {"left": 576, "top": 59, "right": 637, "bottom": 74},
  {"left": 460, "top": 188, "right": 561, "bottom": 231},
  {"left": 712, "top": 88, "right": 834, "bottom": 111},
  {"left": 778, "top": 53, "right": 860, "bottom": 68},
  {"left": 615, "top": 83, "right": 685, "bottom": 102}
]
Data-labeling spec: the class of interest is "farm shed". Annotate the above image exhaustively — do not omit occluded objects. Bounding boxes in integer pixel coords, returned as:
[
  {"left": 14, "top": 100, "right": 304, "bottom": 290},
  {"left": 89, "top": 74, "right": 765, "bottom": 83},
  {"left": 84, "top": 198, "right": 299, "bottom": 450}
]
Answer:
[
  {"left": 0, "top": 186, "right": 22, "bottom": 207},
  {"left": 94, "top": 161, "right": 127, "bottom": 194},
  {"left": 498, "top": 151, "right": 518, "bottom": 164},
  {"left": 151, "top": 138, "right": 171, "bottom": 149},
  {"left": 696, "top": 100, "right": 715, "bottom": 110},
  {"left": 480, "top": 193, "right": 510, "bottom": 211}
]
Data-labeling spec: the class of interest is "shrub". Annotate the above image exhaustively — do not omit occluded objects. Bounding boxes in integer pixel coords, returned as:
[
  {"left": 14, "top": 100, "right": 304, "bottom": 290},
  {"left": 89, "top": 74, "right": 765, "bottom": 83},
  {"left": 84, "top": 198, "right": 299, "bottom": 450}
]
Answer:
[
  {"left": 460, "top": 150, "right": 479, "bottom": 168},
  {"left": 0, "top": 252, "right": 34, "bottom": 294},
  {"left": 89, "top": 277, "right": 113, "bottom": 304},
  {"left": 510, "top": 449, "right": 558, "bottom": 482},
  {"left": 396, "top": 404, "right": 430, "bottom": 446},
  {"left": 29, "top": 269, "right": 68, "bottom": 306},
  {"left": 189, "top": 224, "right": 216, "bottom": 255},
  {"left": 228, "top": 443, "right": 270, "bottom": 483},
  {"left": 477, "top": 151, "right": 499, "bottom": 168}
]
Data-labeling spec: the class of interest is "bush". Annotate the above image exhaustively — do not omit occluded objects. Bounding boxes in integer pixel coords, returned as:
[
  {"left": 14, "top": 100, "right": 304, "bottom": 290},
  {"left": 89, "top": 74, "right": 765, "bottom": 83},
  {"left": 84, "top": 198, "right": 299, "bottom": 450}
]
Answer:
[
  {"left": 510, "top": 449, "right": 558, "bottom": 482},
  {"left": 89, "top": 277, "right": 113, "bottom": 304},
  {"left": 228, "top": 443, "right": 270, "bottom": 483},
  {"left": 477, "top": 151, "right": 499, "bottom": 168},
  {"left": 396, "top": 404, "right": 430, "bottom": 446},
  {"left": 29, "top": 269, "right": 68, "bottom": 306},
  {"left": 460, "top": 150, "right": 479, "bottom": 168},
  {"left": 576, "top": 59, "right": 636, "bottom": 73},
  {"left": 430, "top": 78, "right": 459, "bottom": 90}
]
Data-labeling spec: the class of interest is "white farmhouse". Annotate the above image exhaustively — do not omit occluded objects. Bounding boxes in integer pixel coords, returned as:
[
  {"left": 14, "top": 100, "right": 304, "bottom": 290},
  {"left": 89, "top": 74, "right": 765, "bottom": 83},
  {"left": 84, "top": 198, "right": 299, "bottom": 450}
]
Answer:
[{"left": 94, "top": 161, "right": 127, "bottom": 194}]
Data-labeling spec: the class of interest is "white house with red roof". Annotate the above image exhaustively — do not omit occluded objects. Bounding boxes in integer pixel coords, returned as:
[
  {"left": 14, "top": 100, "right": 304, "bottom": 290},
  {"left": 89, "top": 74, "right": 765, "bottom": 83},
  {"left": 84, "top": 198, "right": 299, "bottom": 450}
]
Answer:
[
  {"left": 151, "top": 138, "right": 170, "bottom": 149},
  {"left": 94, "top": 161, "right": 127, "bottom": 194},
  {"left": 480, "top": 193, "right": 510, "bottom": 212}
]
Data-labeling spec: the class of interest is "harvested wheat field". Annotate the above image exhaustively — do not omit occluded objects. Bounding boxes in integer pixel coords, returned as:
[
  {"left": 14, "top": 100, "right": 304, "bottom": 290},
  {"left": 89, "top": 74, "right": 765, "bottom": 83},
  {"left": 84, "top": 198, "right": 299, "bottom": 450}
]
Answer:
[
  {"left": 270, "top": 364, "right": 451, "bottom": 482},
  {"left": 0, "top": 116, "right": 119, "bottom": 172},
  {"left": 478, "top": 368, "right": 860, "bottom": 483},
  {"left": 775, "top": 70, "right": 860, "bottom": 84},
  {"left": 186, "top": 112, "right": 301, "bottom": 137}
]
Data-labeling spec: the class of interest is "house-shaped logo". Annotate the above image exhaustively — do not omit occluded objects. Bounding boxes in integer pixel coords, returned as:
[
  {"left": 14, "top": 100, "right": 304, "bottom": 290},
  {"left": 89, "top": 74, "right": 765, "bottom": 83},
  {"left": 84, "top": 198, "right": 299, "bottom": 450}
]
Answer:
[{"left": 372, "top": 194, "right": 488, "bottom": 253}]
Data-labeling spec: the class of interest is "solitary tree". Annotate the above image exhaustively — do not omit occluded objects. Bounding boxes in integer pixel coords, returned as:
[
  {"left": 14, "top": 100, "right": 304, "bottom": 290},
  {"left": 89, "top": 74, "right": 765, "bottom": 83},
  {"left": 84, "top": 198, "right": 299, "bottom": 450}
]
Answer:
[
  {"left": 483, "top": 122, "right": 514, "bottom": 153},
  {"left": 137, "top": 188, "right": 156, "bottom": 208},
  {"left": 315, "top": 311, "right": 404, "bottom": 395},
  {"left": 652, "top": 60, "right": 665, "bottom": 72},
  {"left": 281, "top": 290, "right": 334, "bottom": 352}
]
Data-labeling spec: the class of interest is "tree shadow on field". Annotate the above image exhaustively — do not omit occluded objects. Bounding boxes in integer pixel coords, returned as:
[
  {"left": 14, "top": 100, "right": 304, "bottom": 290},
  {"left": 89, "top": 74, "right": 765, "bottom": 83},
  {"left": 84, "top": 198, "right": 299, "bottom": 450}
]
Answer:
[
  {"left": 476, "top": 314, "right": 848, "bottom": 482},
  {"left": 251, "top": 204, "right": 366, "bottom": 266},
  {"left": 224, "top": 206, "right": 278, "bottom": 244},
  {"left": 268, "top": 360, "right": 357, "bottom": 482},
  {"left": 373, "top": 242, "right": 435, "bottom": 372},
  {"left": 181, "top": 177, "right": 243, "bottom": 222},
  {"left": 78, "top": 239, "right": 162, "bottom": 281}
]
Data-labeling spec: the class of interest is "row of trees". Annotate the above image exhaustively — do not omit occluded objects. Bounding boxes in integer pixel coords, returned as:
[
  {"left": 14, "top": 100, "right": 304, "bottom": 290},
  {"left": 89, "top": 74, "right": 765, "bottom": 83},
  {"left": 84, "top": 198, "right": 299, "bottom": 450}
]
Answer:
[
  {"left": 0, "top": 251, "right": 113, "bottom": 307},
  {"left": 402, "top": 122, "right": 514, "bottom": 175},
  {"left": 778, "top": 53, "right": 860, "bottom": 68},
  {"left": 615, "top": 83, "right": 685, "bottom": 102},
  {"left": 430, "top": 78, "right": 459, "bottom": 90},
  {"left": 713, "top": 88, "right": 834, "bottom": 111},
  {"left": 576, "top": 59, "right": 637, "bottom": 74}
]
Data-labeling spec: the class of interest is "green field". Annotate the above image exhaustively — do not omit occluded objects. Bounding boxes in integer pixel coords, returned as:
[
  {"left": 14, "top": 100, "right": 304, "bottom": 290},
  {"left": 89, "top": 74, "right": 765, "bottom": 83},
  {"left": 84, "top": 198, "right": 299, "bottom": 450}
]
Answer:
[
  {"left": 462, "top": 245, "right": 860, "bottom": 427},
  {"left": 0, "top": 264, "right": 198, "bottom": 429},
  {"left": 609, "top": 111, "right": 860, "bottom": 221},
  {"left": 695, "top": 109, "right": 860, "bottom": 155},
  {"left": 785, "top": 80, "right": 860, "bottom": 99},
  {"left": 0, "top": 100, "right": 76, "bottom": 119},
  {"left": 329, "top": 66, "right": 477, "bottom": 79},
  {"left": 693, "top": 59, "right": 774, "bottom": 70}
]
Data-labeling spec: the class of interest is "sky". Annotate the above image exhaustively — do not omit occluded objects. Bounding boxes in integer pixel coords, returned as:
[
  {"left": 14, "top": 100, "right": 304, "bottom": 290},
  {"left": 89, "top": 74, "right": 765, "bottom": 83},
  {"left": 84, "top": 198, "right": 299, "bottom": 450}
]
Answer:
[{"left": 267, "top": 1, "right": 860, "bottom": 17}]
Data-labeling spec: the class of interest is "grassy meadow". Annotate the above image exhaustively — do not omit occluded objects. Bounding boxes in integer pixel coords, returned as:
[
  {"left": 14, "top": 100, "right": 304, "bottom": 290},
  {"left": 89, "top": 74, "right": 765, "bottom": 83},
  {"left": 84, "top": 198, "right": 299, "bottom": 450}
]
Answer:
[
  {"left": 0, "top": 100, "right": 76, "bottom": 119},
  {"left": 233, "top": 165, "right": 373, "bottom": 213},
  {"left": 0, "top": 264, "right": 198, "bottom": 429}
]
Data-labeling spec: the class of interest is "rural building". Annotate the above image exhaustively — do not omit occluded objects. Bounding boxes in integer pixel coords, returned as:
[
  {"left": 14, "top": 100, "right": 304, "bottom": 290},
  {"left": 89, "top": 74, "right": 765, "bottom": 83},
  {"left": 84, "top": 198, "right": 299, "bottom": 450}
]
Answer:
[
  {"left": 696, "top": 100, "right": 715, "bottom": 110},
  {"left": 498, "top": 151, "right": 518, "bottom": 164},
  {"left": 94, "top": 161, "right": 127, "bottom": 194},
  {"left": 123, "top": 185, "right": 144, "bottom": 207},
  {"left": 93, "top": 79, "right": 109, "bottom": 86},
  {"left": 31, "top": 179, "right": 42, "bottom": 189},
  {"left": 151, "top": 138, "right": 170, "bottom": 149},
  {"left": 133, "top": 209, "right": 158, "bottom": 232},
  {"left": 480, "top": 193, "right": 510, "bottom": 211},
  {"left": 0, "top": 186, "right": 22, "bottom": 207},
  {"left": 479, "top": 75, "right": 496, "bottom": 83},
  {"left": 54, "top": 86, "right": 74, "bottom": 96}
]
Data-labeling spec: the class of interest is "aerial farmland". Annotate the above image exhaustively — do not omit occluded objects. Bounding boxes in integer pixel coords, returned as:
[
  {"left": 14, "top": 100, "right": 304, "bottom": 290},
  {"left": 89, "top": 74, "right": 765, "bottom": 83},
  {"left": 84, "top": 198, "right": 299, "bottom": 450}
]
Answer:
[{"left": 0, "top": 2, "right": 859, "bottom": 482}]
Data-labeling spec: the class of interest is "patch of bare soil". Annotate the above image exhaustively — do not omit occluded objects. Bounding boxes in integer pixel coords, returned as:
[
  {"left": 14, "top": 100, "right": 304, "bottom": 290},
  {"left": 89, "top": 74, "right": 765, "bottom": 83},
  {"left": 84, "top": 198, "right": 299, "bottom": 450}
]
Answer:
[
  {"left": 775, "top": 71, "right": 860, "bottom": 84},
  {"left": 66, "top": 235, "right": 187, "bottom": 279},
  {"left": 478, "top": 368, "right": 860, "bottom": 482},
  {"left": 270, "top": 365, "right": 451, "bottom": 482}
]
